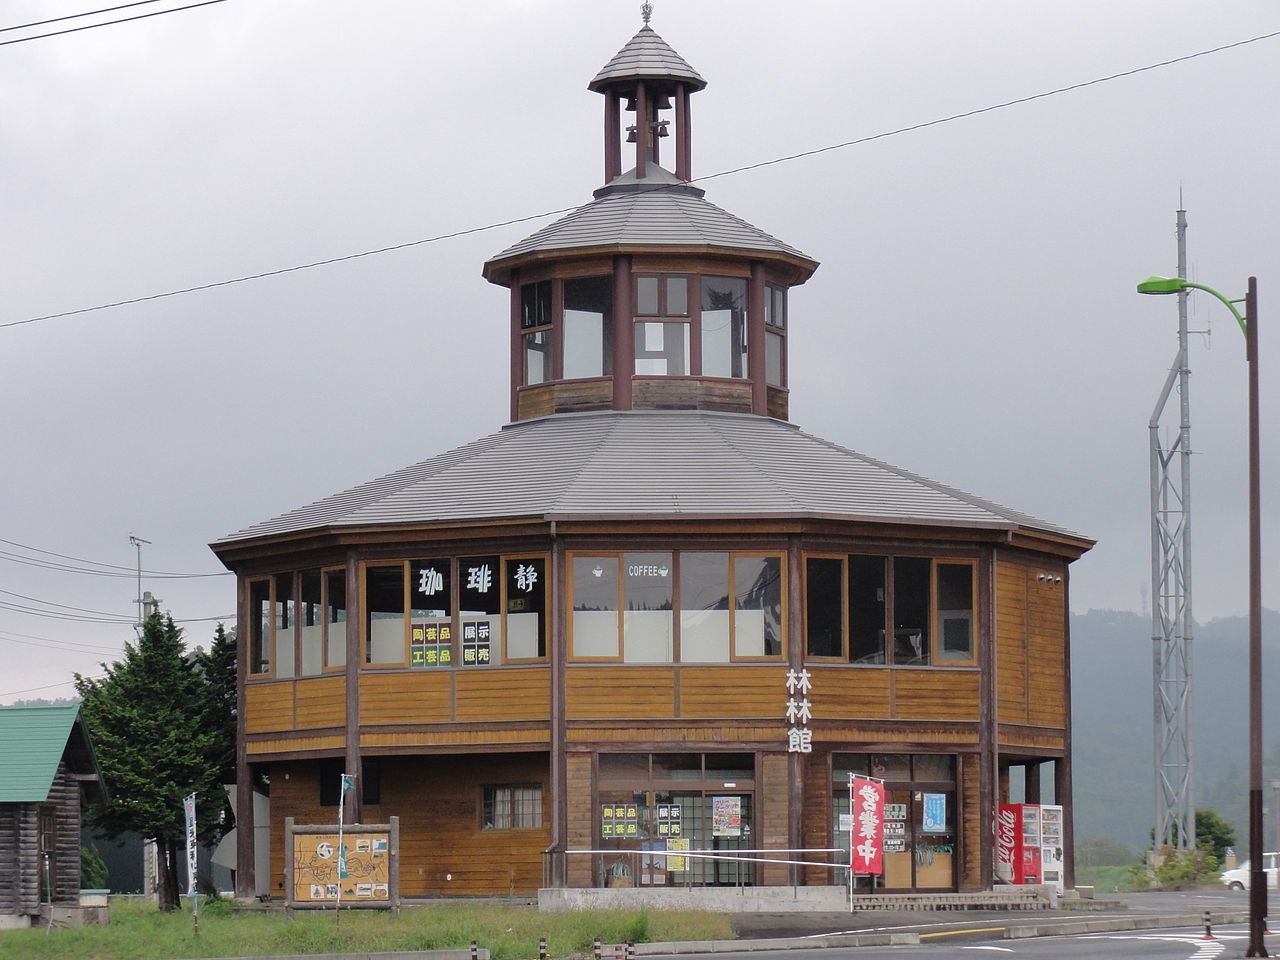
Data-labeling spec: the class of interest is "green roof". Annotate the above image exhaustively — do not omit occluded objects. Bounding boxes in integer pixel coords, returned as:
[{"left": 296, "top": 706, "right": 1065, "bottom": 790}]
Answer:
[{"left": 0, "top": 703, "right": 83, "bottom": 802}]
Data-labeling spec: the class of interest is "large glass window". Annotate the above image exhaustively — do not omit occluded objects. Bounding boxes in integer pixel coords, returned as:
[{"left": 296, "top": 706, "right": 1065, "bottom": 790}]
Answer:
[
  {"left": 764, "top": 284, "right": 786, "bottom": 387},
  {"left": 299, "top": 569, "right": 323, "bottom": 677},
  {"left": 572, "top": 556, "right": 620, "bottom": 658},
  {"left": 521, "top": 280, "right": 553, "bottom": 386},
  {"left": 365, "top": 565, "right": 405, "bottom": 665},
  {"left": 893, "top": 557, "right": 931, "bottom": 665},
  {"left": 805, "top": 557, "right": 844, "bottom": 658},
  {"left": 460, "top": 556, "right": 500, "bottom": 667},
  {"left": 804, "top": 554, "right": 975, "bottom": 665},
  {"left": 274, "top": 573, "right": 296, "bottom": 679},
  {"left": 679, "top": 552, "right": 730, "bottom": 663},
  {"left": 733, "top": 555, "right": 782, "bottom": 657},
  {"left": 324, "top": 568, "right": 346, "bottom": 669},
  {"left": 849, "top": 555, "right": 887, "bottom": 663},
  {"left": 563, "top": 276, "right": 613, "bottom": 379},
  {"left": 936, "top": 563, "right": 974, "bottom": 661},
  {"left": 410, "top": 558, "right": 452, "bottom": 668},
  {"left": 506, "top": 557, "right": 547, "bottom": 659},
  {"left": 635, "top": 275, "right": 690, "bottom": 376},
  {"left": 249, "top": 579, "right": 271, "bottom": 675},
  {"left": 701, "top": 276, "right": 747, "bottom": 379},
  {"left": 571, "top": 551, "right": 784, "bottom": 663},
  {"left": 623, "top": 553, "right": 673, "bottom": 662}
]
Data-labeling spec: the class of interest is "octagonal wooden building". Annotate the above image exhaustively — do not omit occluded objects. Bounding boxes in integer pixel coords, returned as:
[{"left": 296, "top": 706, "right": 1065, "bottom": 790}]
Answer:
[{"left": 213, "top": 18, "right": 1092, "bottom": 900}]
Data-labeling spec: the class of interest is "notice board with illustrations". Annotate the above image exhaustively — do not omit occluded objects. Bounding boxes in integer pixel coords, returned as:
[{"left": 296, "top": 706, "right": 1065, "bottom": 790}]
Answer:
[{"left": 285, "top": 816, "right": 400, "bottom": 910}]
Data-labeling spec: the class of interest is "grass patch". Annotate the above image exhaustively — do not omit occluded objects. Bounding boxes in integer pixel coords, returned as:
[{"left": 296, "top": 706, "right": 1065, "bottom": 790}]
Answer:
[
  {"left": 1075, "top": 864, "right": 1140, "bottom": 892},
  {"left": 0, "top": 898, "right": 733, "bottom": 960}
]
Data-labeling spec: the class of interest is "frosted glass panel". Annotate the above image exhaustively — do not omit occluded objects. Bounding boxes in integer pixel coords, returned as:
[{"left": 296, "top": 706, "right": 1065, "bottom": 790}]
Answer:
[
  {"left": 508, "top": 612, "right": 540, "bottom": 659},
  {"left": 680, "top": 610, "right": 730, "bottom": 662},
  {"left": 368, "top": 617, "right": 403, "bottom": 664},
  {"left": 573, "top": 610, "right": 619, "bottom": 657},
  {"left": 624, "top": 610, "right": 673, "bottom": 662},
  {"left": 299, "top": 625, "right": 323, "bottom": 676},
  {"left": 733, "top": 610, "right": 766, "bottom": 656}
]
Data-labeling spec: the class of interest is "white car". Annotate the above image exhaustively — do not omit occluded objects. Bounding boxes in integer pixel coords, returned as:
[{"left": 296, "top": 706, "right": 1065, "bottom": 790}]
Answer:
[{"left": 1222, "top": 852, "right": 1280, "bottom": 890}]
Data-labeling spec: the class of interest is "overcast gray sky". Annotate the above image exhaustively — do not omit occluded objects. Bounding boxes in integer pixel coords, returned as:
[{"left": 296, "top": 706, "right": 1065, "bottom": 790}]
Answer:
[{"left": 2, "top": 0, "right": 1277, "bottom": 703}]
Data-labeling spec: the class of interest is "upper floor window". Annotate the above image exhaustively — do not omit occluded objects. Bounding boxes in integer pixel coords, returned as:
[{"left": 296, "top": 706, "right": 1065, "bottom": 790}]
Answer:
[
  {"left": 701, "top": 276, "right": 747, "bottom": 379},
  {"left": 634, "top": 274, "right": 690, "bottom": 376},
  {"left": 764, "top": 284, "right": 786, "bottom": 387},
  {"left": 361, "top": 555, "right": 548, "bottom": 669},
  {"left": 804, "top": 555, "right": 976, "bottom": 665},
  {"left": 569, "top": 550, "right": 784, "bottom": 663},
  {"left": 520, "top": 277, "right": 614, "bottom": 384}
]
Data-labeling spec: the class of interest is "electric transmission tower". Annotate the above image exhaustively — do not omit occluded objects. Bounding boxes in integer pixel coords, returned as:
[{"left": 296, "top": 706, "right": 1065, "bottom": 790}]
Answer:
[{"left": 1149, "top": 209, "right": 1195, "bottom": 851}]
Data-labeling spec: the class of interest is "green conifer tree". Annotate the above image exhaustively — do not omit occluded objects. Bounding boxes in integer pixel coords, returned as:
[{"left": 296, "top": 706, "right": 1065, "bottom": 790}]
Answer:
[{"left": 75, "top": 614, "right": 229, "bottom": 910}]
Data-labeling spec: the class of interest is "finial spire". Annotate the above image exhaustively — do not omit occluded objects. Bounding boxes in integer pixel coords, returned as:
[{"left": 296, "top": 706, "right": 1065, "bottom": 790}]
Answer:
[{"left": 641, "top": 2, "right": 653, "bottom": 25}]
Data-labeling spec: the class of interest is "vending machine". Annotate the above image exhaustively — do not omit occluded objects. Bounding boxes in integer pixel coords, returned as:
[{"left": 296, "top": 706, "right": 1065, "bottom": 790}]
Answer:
[
  {"left": 995, "top": 803, "right": 1042, "bottom": 885},
  {"left": 1039, "top": 804, "right": 1065, "bottom": 893}
]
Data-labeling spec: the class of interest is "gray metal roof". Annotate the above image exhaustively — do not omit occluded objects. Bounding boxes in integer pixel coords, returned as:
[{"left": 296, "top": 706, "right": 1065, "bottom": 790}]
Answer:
[
  {"left": 589, "top": 25, "right": 706, "bottom": 93},
  {"left": 215, "top": 411, "right": 1088, "bottom": 546},
  {"left": 483, "top": 163, "right": 816, "bottom": 276}
]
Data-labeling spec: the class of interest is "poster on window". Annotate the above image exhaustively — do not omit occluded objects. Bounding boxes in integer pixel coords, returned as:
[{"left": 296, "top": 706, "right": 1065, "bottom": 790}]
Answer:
[
  {"left": 849, "top": 776, "right": 885, "bottom": 875},
  {"left": 712, "top": 796, "right": 742, "bottom": 837},
  {"left": 922, "top": 793, "right": 948, "bottom": 833}
]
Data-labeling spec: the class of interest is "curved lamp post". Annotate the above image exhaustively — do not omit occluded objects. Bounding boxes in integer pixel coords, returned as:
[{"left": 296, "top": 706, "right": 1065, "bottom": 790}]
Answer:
[{"left": 1138, "top": 274, "right": 1263, "bottom": 956}]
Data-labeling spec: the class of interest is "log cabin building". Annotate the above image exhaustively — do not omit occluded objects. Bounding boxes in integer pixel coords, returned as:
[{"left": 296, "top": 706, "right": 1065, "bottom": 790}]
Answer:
[
  {"left": 0, "top": 704, "right": 107, "bottom": 926},
  {"left": 212, "top": 17, "right": 1092, "bottom": 900}
]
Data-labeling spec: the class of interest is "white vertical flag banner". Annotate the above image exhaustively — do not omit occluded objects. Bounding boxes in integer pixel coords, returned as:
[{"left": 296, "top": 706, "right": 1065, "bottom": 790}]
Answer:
[
  {"left": 335, "top": 773, "right": 354, "bottom": 913},
  {"left": 183, "top": 792, "right": 199, "bottom": 917}
]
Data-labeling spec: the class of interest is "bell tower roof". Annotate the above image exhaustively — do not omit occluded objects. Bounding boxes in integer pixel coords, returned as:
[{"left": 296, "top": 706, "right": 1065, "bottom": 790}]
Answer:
[{"left": 588, "top": 24, "right": 707, "bottom": 94}]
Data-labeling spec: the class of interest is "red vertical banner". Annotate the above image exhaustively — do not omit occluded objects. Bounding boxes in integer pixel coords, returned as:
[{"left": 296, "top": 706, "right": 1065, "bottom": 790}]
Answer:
[{"left": 850, "top": 776, "right": 885, "bottom": 875}]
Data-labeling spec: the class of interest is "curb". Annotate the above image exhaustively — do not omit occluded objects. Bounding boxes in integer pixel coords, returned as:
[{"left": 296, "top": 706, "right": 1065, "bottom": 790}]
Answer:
[
  {"left": 636, "top": 933, "right": 920, "bottom": 954},
  {"left": 1004, "top": 911, "right": 1247, "bottom": 939}
]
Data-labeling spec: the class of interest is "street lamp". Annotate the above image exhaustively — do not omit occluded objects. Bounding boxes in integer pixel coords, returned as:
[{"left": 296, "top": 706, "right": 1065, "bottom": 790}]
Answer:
[{"left": 1138, "top": 274, "right": 1263, "bottom": 956}]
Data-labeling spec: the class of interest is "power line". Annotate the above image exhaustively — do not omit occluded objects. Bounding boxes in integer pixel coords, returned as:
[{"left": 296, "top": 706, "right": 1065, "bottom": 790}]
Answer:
[
  {"left": 0, "top": 675, "right": 104, "bottom": 699},
  {"left": 0, "top": 1, "right": 172, "bottom": 35},
  {"left": 0, "top": 536, "right": 230, "bottom": 577},
  {"left": 0, "top": 0, "right": 227, "bottom": 48},
  {"left": 0, "top": 626, "right": 123, "bottom": 651},
  {"left": 4, "top": 27, "right": 1277, "bottom": 331}
]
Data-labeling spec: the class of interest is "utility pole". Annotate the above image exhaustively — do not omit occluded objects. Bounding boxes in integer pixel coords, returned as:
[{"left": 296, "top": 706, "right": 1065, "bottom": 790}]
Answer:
[
  {"left": 129, "top": 534, "right": 151, "bottom": 631},
  {"left": 1149, "top": 209, "right": 1195, "bottom": 852}
]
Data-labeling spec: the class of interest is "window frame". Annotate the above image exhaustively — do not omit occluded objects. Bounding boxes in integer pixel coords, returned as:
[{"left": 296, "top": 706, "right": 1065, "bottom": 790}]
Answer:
[
  {"left": 482, "top": 783, "right": 545, "bottom": 831},
  {"left": 804, "top": 553, "right": 848, "bottom": 661},
  {"left": 633, "top": 273, "right": 694, "bottom": 378},
  {"left": 322, "top": 565, "right": 348, "bottom": 673},
  {"left": 247, "top": 576, "right": 274, "bottom": 678}
]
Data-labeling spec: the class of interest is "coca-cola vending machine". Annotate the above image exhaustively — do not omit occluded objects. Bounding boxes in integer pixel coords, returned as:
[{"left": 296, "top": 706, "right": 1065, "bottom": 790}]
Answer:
[{"left": 995, "top": 803, "right": 1042, "bottom": 885}]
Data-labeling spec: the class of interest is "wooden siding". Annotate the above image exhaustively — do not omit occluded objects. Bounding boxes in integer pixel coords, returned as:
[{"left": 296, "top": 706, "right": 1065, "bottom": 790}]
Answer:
[
  {"left": 994, "top": 560, "right": 1067, "bottom": 730},
  {"left": 363, "top": 729, "right": 550, "bottom": 750},
  {"left": 517, "top": 379, "right": 613, "bottom": 420},
  {"left": 566, "top": 667, "right": 676, "bottom": 719},
  {"left": 455, "top": 668, "right": 551, "bottom": 722},
  {"left": 244, "top": 681, "right": 295, "bottom": 734},
  {"left": 958, "top": 753, "right": 981, "bottom": 890},
  {"left": 808, "top": 667, "right": 891, "bottom": 719},
  {"left": 1027, "top": 575, "right": 1067, "bottom": 727},
  {"left": 0, "top": 763, "right": 85, "bottom": 915},
  {"left": 678, "top": 666, "right": 787, "bottom": 718},
  {"left": 247, "top": 735, "right": 345, "bottom": 756},
  {"left": 995, "top": 562, "right": 1029, "bottom": 723},
  {"left": 295, "top": 676, "right": 345, "bottom": 730},
  {"left": 800, "top": 752, "right": 832, "bottom": 885},
  {"left": 359, "top": 673, "right": 452, "bottom": 725},
  {"left": 565, "top": 752, "right": 594, "bottom": 887},
  {"left": 269, "top": 753, "right": 551, "bottom": 898},
  {"left": 632, "top": 377, "right": 754, "bottom": 414},
  {"left": 892, "top": 670, "right": 981, "bottom": 721},
  {"left": 766, "top": 385, "right": 789, "bottom": 421},
  {"left": 758, "top": 752, "right": 791, "bottom": 885},
  {"left": 566, "top": 723, "right": 781, "bottom": 745}
]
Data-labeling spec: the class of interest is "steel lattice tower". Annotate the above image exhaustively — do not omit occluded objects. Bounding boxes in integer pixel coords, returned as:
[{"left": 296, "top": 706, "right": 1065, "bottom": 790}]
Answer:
[{"left": 1150, "top": 209, "right": 1195, "bottom": 851}]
